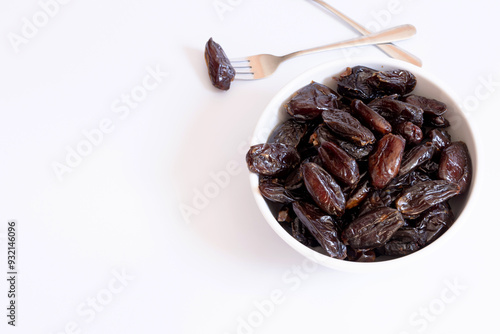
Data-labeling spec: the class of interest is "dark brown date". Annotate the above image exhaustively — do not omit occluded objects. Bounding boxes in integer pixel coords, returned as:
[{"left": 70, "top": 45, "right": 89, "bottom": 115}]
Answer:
[
  {"left": 309, "top": 123, "right": 336, "bottom": 147},
  {"left": 350, "top": 99, "right": 392, "bottom": 135},
  {"left": 366, "top": 69, "right": 417, "bottom": 96},
  {"left": 268, "top": 119, "right": 308, "bottom": 148},
  {"left": 368, "top": 134, "right": 406, "bottom": 189},
  {"left": 416, "top": 202, "right": 454, "bottom": 245},
  {"left": 393, "top": 121, "right": 423, "bottom": 145},
  {"left": 319, "top": 141, "right": 360, "bottom": 186},
  {"left": 322, "top": 110, "right": 375, "bottom": 146},
  {"left": 399, "top": 142, "right": 435, "bottom": 176},
  {"left": 246, "top": 143, "right": 300, "bottom": 176},
  {"left": 368, "top": 98, "right": 424, "bottom": 127},
  {"left": 438, "top": 141, "right": 472, "bottom": 194},
  {"left": 342, "top": 207, "right": 405, "bottom": 249},
  {"left": 285, "top": 81, "right": 339, "bottom": 121},
  {"left": 403, "top": 94, "right": 447, "bottom": 116},
  {"left": 425, "top": 115, "right": 450, "bottom": 128},
  {"left": 346, "top": 178, "right": 371, "bottom": 210},
  {"left": 346, "top": 247, "right": 376, "bottom": 262},
  {"left": 310, "top": 124, "right": 373, "bottom": 160},
  {"left": 336, "top": 66, "right": 379, "bottom": 100},
  {"left": 291, "top": 217, "right": 320, "bottom": 248},
  {"left": 259, "top": 178, "right": 296, "bottom": 204},
  {"left": 357, "top": 189, "right": 394, "bottom": 217},
  {"left": 395, "top": 180, "right": 460, "bottom": 216},
  {"left": 381, "top": 227, "right": 425, "bottom": 256},
  {"left": 336, "top": 66, "right": 416, "bottom": 100},
  {"left": 204, "top": 38, "right": 235, "bottom": 91},
  {"left": 293, "top": 201, "right": 347, "bottom": 259},
  {"left": 427, "top": 128, "right": 451, "bottom": 152},
  {"left": 301, "top": 162, "right": 345, "bottom": 216}
]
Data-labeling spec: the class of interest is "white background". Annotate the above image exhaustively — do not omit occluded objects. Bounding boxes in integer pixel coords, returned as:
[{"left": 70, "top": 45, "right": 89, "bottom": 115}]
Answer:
[{"left": 1, "top": 0, "right": 499, "bottom": 333}]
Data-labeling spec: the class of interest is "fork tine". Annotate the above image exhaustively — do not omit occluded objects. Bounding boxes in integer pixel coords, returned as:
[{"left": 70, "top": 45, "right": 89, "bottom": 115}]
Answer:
[
  {"left": 234, "top": 72, "right": 255, "bottom": 80},
  {"left": 229, "top": 57, "right": 250, "bottom": 63}
]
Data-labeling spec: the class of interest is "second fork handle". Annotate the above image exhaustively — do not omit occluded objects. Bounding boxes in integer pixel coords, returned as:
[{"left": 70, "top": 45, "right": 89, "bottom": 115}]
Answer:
[
  {"left": 310, "top": 0, "right": 422, "bottom": 67},
  {"left": 281, "top": 24, "right": 416, "bottom": 61}
]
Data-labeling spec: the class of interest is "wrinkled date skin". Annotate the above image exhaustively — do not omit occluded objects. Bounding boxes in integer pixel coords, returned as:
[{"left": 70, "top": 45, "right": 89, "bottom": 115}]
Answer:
[
  {"left": 309, "top": 123, "right": 337, "bottom": 147},
  {"left": 291, "top": 217, "right": 320, "bottom": 248},
  {"left": 438, "top": 141, "right": 472, "bottom": 194},
  {"left": 204, "top": 38, "right": 235, "bottom": 91},
  {"left": 416, "top": 202, "right": 454, "bottom": 245},
  {"left": 302, "top": 162, "right": 346, "bottom": 216},
  {"left": 381, "top": 227, "right": 425, "bottom": 256},
  {"left": 351, "top": 99, "right": 392, "bottom": 135},
  {"left": 246, "top": 143, "right": 300, "bottom": 176},
  {"left": 346, "top": 247, "right": 376, "bottom": 262},
  {"left": 322, "top": 110, "right": 375, "bottom": 146},
  {"left": 259, "top": 178, "right": 297, "bottom": 204},
  {"left": 285, "top": 81, "right": 339, "bottom": 121},
  {"left": 268, "top": 119, "right": 308, "bottom": 148},
  {"left": 293, "top": 201, "right": 347, "bottom": 259},
  {"left": 403, "top": 94, "right": 447, "bottom": 116},
  {"left": 336, "top": 66, "right": 379, "bottom": 100},
  {"left": 319, "top": 141, "right": 360, "bottom": 186},
  {"left": 425, "top": 115, "right": 450, "bottom": 128},
  {"left": 245, "top": 65, "right": 472, "bottom": 262},
  {"left": 366, "top": 69, "right": 417, "bottom": 96},
  {"left": 368, "top": 97, "right": 424, "bottom": 127},
  {"left": 310, "top": 124, "right": 374, "bottom": 160},
  {"left": 342, "top": 207, "right": 405, "bottom": 249},
  {"left": 427, "top": 128, "right": 451, "bottom": 152},
  {"left": 399, "top": 142, "right": 435, "bottom": 176},
  {"left": 396, "top": 180, "right": 460, "bottom": 216},
  {"left": 346, "top": 178, "right": 371, "bottom": 210},
  {"left": 337, "top": 66, "right": 416, "bottom": 100},
  {"left": 393, "top": 121, "right": 423, "bottom": 145},
  {"left": 369, "top": 134, "right": 406, "bottom": 189}
]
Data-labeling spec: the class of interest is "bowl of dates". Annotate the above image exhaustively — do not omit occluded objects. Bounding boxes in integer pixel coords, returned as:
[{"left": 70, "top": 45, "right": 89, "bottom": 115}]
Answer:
[{"left": 246, "top": 58, "right": 477, "bottom": 272}]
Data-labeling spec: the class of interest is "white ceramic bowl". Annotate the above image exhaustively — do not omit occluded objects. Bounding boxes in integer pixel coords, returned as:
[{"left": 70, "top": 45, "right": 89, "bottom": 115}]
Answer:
[{"left": 249, "top": 58, "right": 478, "bottom": 272}]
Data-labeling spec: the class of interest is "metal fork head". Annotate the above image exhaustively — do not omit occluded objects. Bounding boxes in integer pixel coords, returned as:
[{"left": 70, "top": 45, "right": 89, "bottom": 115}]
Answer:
[
  {"left": 230, "top": 57, "right": 254, "bottom": 80},
  {"left": 230, "top": 54, "right": 281, "bottom": 80}
]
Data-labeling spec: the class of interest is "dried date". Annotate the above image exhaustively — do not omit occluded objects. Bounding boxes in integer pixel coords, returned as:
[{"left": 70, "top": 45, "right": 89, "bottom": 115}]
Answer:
[
  {"left": 368, "top": 97, "right": 424, "bottom": 127},
  {"left": 346, "top": 178, "right": 371, "bottom": 210},
  {"left": 416, "top": 202, "right": 454, "bottom": 245},
  {"left": 293, "top": 201, "right": 346, "bottom": 259},
  {"left": 259, "top": 178, "right": 297, "bottom": 204},
  {"left": 350, "top": 99, "right": 392, "bottom": 135},
  {"left": 204, "top": 38, "right": 235, "bottom": 91},
  {"left": 246, "top": 143, "right": 300, "bottom": 176},
  {"left": 342, "top": 207, "right": 405, "bottom": 249},
  {"left": 285, "top": 81, "right": 339, "bottom": 121},
  {"left": 322, "top": 110, "right": 375, "bottom": 146},
  {"left": 268, "top": 119, "right": 308, "bottom": 148},
  {"left": 368, "top": 134, "right": 406, "bottom": 189},
  {"left": 336, "top": 66, "right": 379, "bottom": 100},
  {"left": 399, "top": 142, "right": 435, "bottom": 176},
  {"left": 366, "top": 69, "right": 417, "bottom": 96},
  {"left": 319, "top": 141, "right": 360, "bottom": 186},
  {"left": 302, "top": 162, "right": 345, "bottom": 216},
  {"left": 403, "top": 94, "right": 447, "bottom": 116},
  {"left": 393, "top": 121, "right": 423, "bottom": 145},
  {"left": 427, "top": 128, "right": 451, "bottom": 152},
  {"left": 381, "top": 227, "right": 425, "bottom": 256},
  {"left": 438, "top": 141, "right": 472, "bottom": 194},
  {"left": 395, "top": 180, "right": 460, "bottom": 216}
]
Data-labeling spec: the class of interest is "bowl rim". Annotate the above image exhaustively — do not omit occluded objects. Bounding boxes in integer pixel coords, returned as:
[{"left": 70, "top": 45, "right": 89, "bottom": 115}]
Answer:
[{"left": 248, "top": 57, "right": 479, "bottom": 272}]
